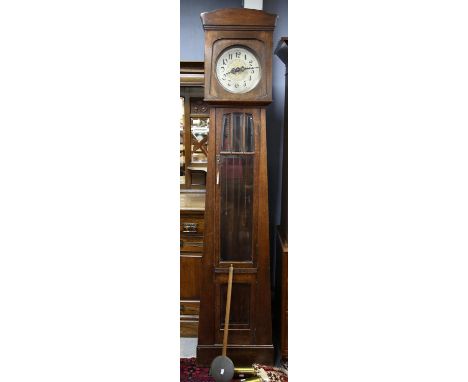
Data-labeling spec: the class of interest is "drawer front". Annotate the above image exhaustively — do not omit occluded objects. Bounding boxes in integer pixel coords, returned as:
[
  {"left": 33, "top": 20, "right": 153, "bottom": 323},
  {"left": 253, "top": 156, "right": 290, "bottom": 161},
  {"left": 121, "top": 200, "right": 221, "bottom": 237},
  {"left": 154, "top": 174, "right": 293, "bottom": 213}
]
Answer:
[
  {"left": 180, "top": 300, "right": 200, "bottom": 316},
  {"left": 180, "top": 235, "right": 204, "bottom": 252},
  {"left": 180, "top": 300, "right": 199, "bottom": 338},
  {"left": 180, "top": 320, "right": 198, "bottom": 337},
  {"left": 180, "top": 216, "right": 204, "bottom": 235},
  {"left": 180, "top": 210, "right": 204, "bottom": 338}
]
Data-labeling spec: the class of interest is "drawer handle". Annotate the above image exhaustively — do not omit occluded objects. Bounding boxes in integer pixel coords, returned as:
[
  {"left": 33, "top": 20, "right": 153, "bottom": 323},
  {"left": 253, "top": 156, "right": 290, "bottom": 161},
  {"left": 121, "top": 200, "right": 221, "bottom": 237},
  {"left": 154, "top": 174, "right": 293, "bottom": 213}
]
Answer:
[{"left": 182, "top": 222, "right": 198, "bottom": 233}]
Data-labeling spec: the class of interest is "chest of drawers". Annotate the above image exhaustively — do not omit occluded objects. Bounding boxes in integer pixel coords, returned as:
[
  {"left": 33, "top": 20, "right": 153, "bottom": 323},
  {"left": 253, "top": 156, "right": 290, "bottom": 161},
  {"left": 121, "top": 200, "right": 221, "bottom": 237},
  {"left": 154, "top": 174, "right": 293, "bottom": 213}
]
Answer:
[{"left": 180, "top": 192, "right": 205, "bottom": 337}]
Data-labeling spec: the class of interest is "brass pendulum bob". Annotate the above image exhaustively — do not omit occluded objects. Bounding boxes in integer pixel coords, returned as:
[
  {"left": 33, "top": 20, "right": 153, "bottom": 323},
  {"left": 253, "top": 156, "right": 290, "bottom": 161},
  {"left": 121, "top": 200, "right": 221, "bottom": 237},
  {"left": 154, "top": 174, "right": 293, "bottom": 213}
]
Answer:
[{"left": 209, "top": 264, "right": 235, "bottom": 382}]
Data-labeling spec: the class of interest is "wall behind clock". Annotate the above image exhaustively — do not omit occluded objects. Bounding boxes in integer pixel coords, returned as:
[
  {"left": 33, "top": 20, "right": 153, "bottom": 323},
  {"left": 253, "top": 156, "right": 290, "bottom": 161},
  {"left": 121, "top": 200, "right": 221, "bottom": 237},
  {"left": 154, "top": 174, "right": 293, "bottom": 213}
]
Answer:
[
  {"left": 180, "top": 0, "right": 243, "bottom": 61},
  {"left": 262, "top": 0, "right": 288, "bottom": 296}
]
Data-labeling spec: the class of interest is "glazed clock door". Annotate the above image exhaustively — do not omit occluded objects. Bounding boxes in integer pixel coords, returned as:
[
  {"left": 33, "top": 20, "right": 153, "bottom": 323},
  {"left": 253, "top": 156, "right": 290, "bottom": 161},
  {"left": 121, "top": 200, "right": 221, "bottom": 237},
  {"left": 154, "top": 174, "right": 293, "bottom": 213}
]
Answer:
[
  {"left": 213, "top": 108, "right": 260, "bottom": 345},
  {"left": 215, "top": 108, "right": 260, "bottom": 267}
]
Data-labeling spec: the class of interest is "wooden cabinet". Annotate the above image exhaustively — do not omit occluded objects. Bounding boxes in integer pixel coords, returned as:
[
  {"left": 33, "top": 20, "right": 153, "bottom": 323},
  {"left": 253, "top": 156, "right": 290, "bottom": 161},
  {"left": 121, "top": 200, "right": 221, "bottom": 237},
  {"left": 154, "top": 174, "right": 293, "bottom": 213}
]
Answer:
[
  {"left": 180, "top": 62, "right": 207, "bottom": 337},
  {"left": 180, "top": 192, "right": 205, "bottom": 337},
  {"left": 274, "top": 37, "right": 288, "bottom": 361},
  {"left": 276, "top": 228, "right": 288, "bottom": 359},
  {"left": 180, "top": 62, "right": 210, "bottom": 190}
]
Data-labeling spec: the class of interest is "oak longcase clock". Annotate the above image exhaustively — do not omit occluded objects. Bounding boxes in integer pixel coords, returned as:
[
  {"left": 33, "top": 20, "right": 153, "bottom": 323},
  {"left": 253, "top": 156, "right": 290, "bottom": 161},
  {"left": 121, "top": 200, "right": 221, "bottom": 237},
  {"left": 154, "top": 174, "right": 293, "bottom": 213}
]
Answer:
[{"left": 196, "top": 8, "right": 277, "bottom": 366}]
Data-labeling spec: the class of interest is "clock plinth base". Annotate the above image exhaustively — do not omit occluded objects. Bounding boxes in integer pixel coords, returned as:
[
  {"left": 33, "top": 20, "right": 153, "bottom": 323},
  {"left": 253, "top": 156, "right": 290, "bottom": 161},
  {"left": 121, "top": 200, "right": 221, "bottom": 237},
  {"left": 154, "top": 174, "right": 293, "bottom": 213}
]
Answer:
[{"left": 196, "top": 344, "right": 274, "bottom": 367}]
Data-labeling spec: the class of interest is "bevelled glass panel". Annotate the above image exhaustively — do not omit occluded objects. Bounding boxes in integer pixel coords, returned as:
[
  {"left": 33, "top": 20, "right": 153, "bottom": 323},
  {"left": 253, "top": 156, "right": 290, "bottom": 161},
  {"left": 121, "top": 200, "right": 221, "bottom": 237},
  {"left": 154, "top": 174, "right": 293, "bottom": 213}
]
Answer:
[
  {"left": 244, "top": 114, "right": 254, "bottom": 152},
  {"left": 222, "top": 114, "right": 231, "bottom": 151},
  {"left": 180, "top": 97, "right": 185, "bottom": 181},
  {"left": 190, "top": 117, "right": 209, "bottom": 163},
  {"left": 220, "top": 155, "right": 254, "bottom": 262}
]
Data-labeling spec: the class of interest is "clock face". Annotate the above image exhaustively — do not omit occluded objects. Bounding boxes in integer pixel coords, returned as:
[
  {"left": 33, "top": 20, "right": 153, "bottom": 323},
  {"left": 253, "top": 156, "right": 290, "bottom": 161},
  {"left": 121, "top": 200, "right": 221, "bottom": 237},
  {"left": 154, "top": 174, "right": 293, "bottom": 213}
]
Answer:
[{"left": 215, "top": 46, "right": 261, "bottom": 94}]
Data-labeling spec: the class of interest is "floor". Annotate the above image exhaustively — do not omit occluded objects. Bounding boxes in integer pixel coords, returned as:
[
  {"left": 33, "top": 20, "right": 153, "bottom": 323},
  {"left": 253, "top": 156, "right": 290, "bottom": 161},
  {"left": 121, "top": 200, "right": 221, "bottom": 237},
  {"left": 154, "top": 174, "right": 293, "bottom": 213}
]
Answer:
[{"left": 180, "top": 337, "right": 197, "bottom": 358}]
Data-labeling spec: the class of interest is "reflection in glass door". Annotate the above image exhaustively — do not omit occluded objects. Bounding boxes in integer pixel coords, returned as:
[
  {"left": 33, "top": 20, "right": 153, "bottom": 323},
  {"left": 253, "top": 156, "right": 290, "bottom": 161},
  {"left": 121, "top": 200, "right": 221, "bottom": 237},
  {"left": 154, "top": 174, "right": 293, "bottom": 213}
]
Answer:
[{"left": 219, "top": 112, "right": 255, "bottom": 262}]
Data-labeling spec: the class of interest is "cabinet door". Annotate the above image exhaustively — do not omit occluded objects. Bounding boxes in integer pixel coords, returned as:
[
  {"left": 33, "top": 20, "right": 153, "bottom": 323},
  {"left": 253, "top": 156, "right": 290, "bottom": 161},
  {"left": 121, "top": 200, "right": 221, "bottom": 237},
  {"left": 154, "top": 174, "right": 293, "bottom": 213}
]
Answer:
[{"left": 214, "top": 108, "right": 260, "bottom": 267}]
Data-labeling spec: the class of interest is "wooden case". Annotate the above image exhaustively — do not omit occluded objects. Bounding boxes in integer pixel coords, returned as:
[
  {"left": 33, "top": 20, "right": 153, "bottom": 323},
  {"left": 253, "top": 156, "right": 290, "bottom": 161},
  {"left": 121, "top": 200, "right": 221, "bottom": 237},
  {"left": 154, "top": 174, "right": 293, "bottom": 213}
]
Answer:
[
  {"left": 197, "top": 8, "right": 277, "bottom": 366},
  {"left": 201, "top": 8, "right": 277, "bottom": 105}
]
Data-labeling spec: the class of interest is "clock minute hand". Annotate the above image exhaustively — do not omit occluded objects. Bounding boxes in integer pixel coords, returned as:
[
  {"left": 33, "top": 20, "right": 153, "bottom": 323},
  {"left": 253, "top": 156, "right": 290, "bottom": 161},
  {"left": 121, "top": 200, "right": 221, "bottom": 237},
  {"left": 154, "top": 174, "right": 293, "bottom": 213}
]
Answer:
[
  {"left": 240, "top": 66, "right": 260, "bottom": 72},
  {"left": 228, "top": 66, "right": 260, "bottom": 74}
]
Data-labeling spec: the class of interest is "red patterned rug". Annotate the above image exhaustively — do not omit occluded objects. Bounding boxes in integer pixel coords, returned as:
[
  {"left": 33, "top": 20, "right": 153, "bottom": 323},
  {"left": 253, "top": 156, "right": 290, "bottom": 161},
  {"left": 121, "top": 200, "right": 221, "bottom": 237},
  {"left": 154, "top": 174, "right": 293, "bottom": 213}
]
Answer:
[{"left": 180, "top": 358, "right": 288, "bottom": 382}]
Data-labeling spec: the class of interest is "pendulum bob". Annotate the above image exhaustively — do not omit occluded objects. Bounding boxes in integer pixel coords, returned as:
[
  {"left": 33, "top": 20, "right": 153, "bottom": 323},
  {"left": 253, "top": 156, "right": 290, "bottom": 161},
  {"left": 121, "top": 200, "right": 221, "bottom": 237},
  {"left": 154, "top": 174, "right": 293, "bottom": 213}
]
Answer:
[{"left": 210, "top": 355, "right": 235, "bottom": 382}]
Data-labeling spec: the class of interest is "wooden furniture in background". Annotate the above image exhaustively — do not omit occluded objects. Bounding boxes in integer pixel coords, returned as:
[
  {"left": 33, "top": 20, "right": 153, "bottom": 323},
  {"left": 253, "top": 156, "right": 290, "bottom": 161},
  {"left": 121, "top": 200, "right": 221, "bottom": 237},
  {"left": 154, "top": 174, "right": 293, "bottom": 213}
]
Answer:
[
  {"left": 180, "top": 62, "right": 210, "bottom": 190},
  {"left": 180, "top": 63, "right": 208, "bottom": 337},
  {"left": 197, "top": 8, "right": 277, "bottom": 366},
  {"left": 180, "top": 191, "right": 205, "bottom": 337},
  {"left": 274, "top": 37, "right": 288, "bottom": 361},
  {"left": 180, "top": 61, "right": 204, "bottom": 86},
  {"left": 275, "top": 231, "right": 288, "bottom": 359}
]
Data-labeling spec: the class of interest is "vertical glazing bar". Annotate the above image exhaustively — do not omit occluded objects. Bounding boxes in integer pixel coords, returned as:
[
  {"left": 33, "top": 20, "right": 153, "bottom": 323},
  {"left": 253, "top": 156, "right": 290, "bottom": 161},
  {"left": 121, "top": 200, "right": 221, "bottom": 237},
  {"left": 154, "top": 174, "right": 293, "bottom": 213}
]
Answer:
[
  {"left": 245, "top": 114, "right": 254, "bottom": 152},
  {"left": 233, "top": 113, "right": 242, "bottom": 152},
  {"left": 222, "top": 114, "right": 231, "bottom": 151}
]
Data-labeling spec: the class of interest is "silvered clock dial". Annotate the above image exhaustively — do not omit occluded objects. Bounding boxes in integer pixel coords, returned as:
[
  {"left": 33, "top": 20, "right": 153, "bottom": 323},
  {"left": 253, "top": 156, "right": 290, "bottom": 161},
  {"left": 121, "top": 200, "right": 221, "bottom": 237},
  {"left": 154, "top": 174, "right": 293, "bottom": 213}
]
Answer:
[{"left": 215, "top": 46, "right": 261, "bottom": 93}]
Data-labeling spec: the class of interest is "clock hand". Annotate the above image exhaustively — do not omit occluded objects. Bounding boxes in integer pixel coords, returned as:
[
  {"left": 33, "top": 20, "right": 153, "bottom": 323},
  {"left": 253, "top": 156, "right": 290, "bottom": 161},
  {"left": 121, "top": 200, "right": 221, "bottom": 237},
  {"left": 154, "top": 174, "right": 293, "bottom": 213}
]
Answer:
[
  {"left": 228, "top": 66, "right": 260, "bottom": 74},
  {"left": 240, "top": 66, "right": 259, "bottom": 72}
]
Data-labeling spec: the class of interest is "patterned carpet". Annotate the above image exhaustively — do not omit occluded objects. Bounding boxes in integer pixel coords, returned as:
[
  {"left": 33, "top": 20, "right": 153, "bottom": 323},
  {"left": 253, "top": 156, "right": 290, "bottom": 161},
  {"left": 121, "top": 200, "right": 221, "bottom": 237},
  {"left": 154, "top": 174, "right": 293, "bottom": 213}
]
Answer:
[{"left": 180, "top": 358, "right": 288, "bottom": 382}]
